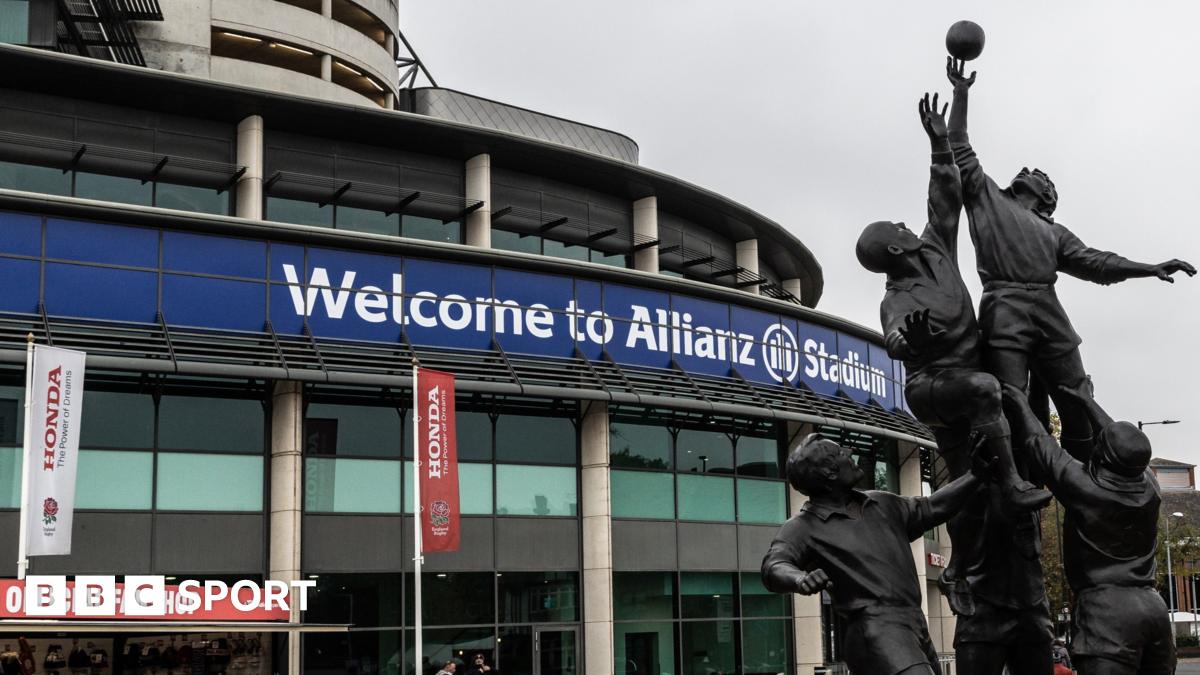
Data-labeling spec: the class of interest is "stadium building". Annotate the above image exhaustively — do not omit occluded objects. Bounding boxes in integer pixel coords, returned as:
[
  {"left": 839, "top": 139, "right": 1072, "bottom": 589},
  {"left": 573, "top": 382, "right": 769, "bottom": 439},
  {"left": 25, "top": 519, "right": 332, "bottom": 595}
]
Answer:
[{"left": 0, "top": 5, "right": 951, "bottom": 674}]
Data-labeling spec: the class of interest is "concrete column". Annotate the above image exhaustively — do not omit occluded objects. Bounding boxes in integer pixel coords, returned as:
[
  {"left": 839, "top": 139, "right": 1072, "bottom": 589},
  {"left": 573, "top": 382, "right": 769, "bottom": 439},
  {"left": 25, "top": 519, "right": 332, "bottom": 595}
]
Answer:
[
  {"left": 320, "top": 0, "right": 331, "bottom": 17},
  {"left": 320, "top": 54, "right": 332, "bottom": 81},
  {"left": 270, "top": 380, "right": 304, "bottom": 675},
  {"left": 385, "top": 91, "right": 395, "bottom": 109},
  {"left": 781, "top": 278, "right": 804, "bottom": 304},
  {"left": 785, "top": 421, "right": 822, "bottom": 675},
  {"left": 580, "top": 401, "right": 613, "bottom": 675},
  {"left": 898, "top": 441, "right": 929, "bottom": 618},
  {"left": 235, "top": 115, "right": 264, "bottom": 220},
  {"left": 632, "top": 196, "right": 658, "bottom": 273},
  {"left": 735, "top": 238, "right": 760, "bottom": 295},
  {"left": 464, "top": 154, "right": 491, "bottom": 247}
]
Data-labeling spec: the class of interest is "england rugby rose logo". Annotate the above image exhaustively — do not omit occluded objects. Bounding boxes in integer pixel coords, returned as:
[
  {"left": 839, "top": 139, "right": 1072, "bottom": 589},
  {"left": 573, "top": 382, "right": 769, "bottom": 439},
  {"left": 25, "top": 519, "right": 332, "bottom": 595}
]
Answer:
[
  {"left": 43, "top": 497, "right": 58, "bottom": 524},
  {"left": 431, "top": 500, "right": 450, "bottom": 528}
]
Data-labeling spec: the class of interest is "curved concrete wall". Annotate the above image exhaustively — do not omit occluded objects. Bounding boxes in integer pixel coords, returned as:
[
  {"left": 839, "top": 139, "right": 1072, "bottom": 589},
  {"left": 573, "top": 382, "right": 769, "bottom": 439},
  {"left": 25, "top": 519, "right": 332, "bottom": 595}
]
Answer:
[
  {"left": 212, "top": 0, "right": 397, "bottom": 93},
  {"left": 210, "top": 56, "right": 376, "bottom": 107}
]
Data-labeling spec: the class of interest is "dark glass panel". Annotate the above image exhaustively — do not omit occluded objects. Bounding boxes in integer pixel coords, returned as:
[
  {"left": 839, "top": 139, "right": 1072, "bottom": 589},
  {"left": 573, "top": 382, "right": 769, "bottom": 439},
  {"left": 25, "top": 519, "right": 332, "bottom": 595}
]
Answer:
[
  {"left": 614, "top": 622, "right": 676, "bottom": 675},
  {"left": 679, "top": 621, "right": 735, "bottom": 675},
  {"left": 159, "top": 395, "right": 264, "bottom": 452},
  {"left": 0, "top": 160, "right": 70, "bottom": 195},
  {"left": 498, "top": 571, "right": 579, "bottom": 623},
  {"left": 742, "top": 619, "right": 792, "bottom": 675},
  {"left": 75, "top": 172, "right": 152, "bottom": 206},
  {"left": 156, "top": 182, "right": 229, "bottom": 214},
  {"left": 736, "top": 433, "right": 781, "bottom": 478},
  {"left": 740, "top": 572, "right": 790, "bottom": 618},
  {"left": 679, "top": 573, "right": 735, "bottom": 619},
  {"left": 613, "top": 572, "right": 675, "bottom": 621},
  {"left": 495, "top": 414, "right": 575, "bottom": 465},
  {"left": 675, "top": 429, "right": 733, "bottom": 474},
  {"left": 305, "top": 402, "right": 403, "bottom": 457},
  {"left": 81, "top": 389, "right": 154, "bottom": 448},
  {"left": 305, "top": 573, "right": 402, "bottom": 627},
  {"left": 405, "top": 572, "right": 494, "bottom": 626},
  {"left": 338, "top": 206, "right": 399, "bottom": 236},
  {"left": 609, "top": 422, "right": 671, "bottom": 470}
]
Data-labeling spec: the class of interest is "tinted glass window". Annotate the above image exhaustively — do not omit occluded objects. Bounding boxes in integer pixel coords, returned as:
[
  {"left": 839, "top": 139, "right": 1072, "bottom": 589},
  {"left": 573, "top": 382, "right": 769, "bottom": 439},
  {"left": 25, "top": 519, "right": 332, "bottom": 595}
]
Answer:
[
  {"left": 742, "top": 619, "right": 792, "bottom": 674},
  {"left": 338, "top": 207, "right": 398, "bottom": 236},
  {"left": 457, "top": 411, "right": 492, "bottom": 461},
  {"left": 156, "top": 453, "right": 263, "bottom": 510},
  {"left": 610, "top": 422, "right": 671, "bottom": 470},
  {"left": 736, "top": 479, "right": 786, "bottom": 524},
  {"left": 305, "top": 403, "right": 402, "bottom": 457},
  {"left": 543, "top": 239, "right": 589, "bottom": 262},
  {"left": 305, "top": 573, "right": 402, "bottom": 627},
  {"left": 267, "top": 197, "right": 332, "bottom": 227},
  {"left": 614, "top": 622, "right": 676, "bottom": 675},
  {"left": 81, "top": 390, "right": 154, "bottom": 448},
  {"left": 405, "top": 572, "right": 494, "bottom": 625},
  {"left": 495, "top": 415, "right": 575, "bottom": 464},
  {"left": 76, "top": 450, "right": 153, "bottom": 509},
  {"left": 741, "top": 572, "right": 790, "bottom": 618},
  {"left": 0, "top": 446, "right": 20, "bottom": 508},
  {"left": 0, "top": 161, "right": 70, "bottom": 195},
  {"left": 736, "top": 434, "right": 781, "bottom": 478},
  {"left": 675, "top": 429, "right": 733, "bottom": 474},
  {"left": 614, "top": 572, "right": 675, "bottom": 621},
  {"left": 0, "top": 1, "right": 30, "bottom": 43},
  {"left": 156, "top": 183, "right": 229, "bottom": 215},
  {"left": 676, "top": 474, "right": 733, "bottom": 522},
  {"left": 680, "top": 573, "right": 735, "bottom": 619},
  {"left": 159, "top": 395, "right": 264, "bottom": 452},
  {"left": 0, "top": 385, "right": 20, "bottom": 446},
  {"left": 590, "top": 250, "right": 627, "bottom": 268},
  {"left": 495, "top": 464, "right": 577, "bottom": 516},
  {"left": 403, "top": 461, "right": 494, "bottom": 515},
  {"left": 498, "top": 571, "right": 579, "bottom": 623},
  {"left": 75, "top": 172, "right": 153, "bottom": 206},
  {"left": 680, "top": 621, "right": 735, "bottom": 675},
  {"left": 611, "top": 470, "right": 674, "bottom": 519},
  {"left": 402, "top": 215, "right": 459, "bottom": 244},
  {"left": 492, "top": 229, "right": 540, "bottom": 255},
  {"left": 306, "top": 457, "right": 401, "bottom": 513}
]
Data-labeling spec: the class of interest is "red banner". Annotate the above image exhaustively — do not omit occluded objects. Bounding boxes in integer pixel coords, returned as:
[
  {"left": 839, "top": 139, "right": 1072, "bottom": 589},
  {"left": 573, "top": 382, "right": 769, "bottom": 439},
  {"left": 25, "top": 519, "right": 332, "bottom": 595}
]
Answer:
[{"left": 417, "top": 368, "right": 459, "bottom": 552}]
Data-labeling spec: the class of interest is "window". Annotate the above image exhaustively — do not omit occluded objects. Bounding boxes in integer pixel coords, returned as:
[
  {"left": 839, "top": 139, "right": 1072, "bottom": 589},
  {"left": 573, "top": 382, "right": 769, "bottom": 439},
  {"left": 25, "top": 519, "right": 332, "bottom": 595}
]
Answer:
[
  {"left": 305, "top": 403, "right": 402, "bottom": 457},
  {"left": 401, "top": 461, "right": 493, "bottom": 515},
  {"left": 742, "top": 620, "right": 792, "bottom": 675},
  {"left": 156, "top": 452, "right": 263, "bottom": 511},
  {"left": 492, "top": 229, "right": 540, "bottom": 255},
  {"left": 405, "top": 572, "right": 494, "bottom": 625},
  {"left": 543, "top": 239, "right": 589, "bottom": 262},
  {"left": 456, "top": 411, "right": 492, "bottom": 461},
  {"left": 680, "top": 620, "right": 736, "bottom": 675},
  {"left": 155, "top": 183, "right": 229, "bottom": 215},
  {"left": 0, "top": 160, "right": 70, "bottom": 195},
  {"left": 614, "top": 572, "right": 675, "bottom": 621},
  {"left": 737, "top": 434, "right": 781, "bottom": 478},
  {"left": 0, "top": 1, "right": 29, "bottom": 44},
  {"left": 675, "top": 429, "right": 733, "bottom": 474},
  {"left": 76, "top": 450, "right": 154, "bottom": 509},
  {"left": 267, "top": 196, "right": 332, "bottom": 227},
  {"left": 402, "top": 215, "right": 460, "bottom": 244},
  {"left": 306, "top": 457, "right": 401, "bottom": 513},
  {"left": 736, "top": 478, "right": 786, "bottom": 524},
  {"left": 676, "top": 474, "right": 734, "bottom": 522},
  {"left": 498, "top": 571, "right": 578, "bottom": 623},
  {"left": 610, "top": 471, "right": 674, "bottom": 519},
  {"left": 495, "top": 464, "right": 576, "bottom": 516},
  {"left": 81, "top": 390, "right": 154, "bottom": 448},
  {"left": 305, "top": 573, "right": 403, "bottom": 627},
  {"left": 615, "top": 622, "right": 676, "bottom": 675},
  {"left": 495, "top": 414, "right": 575, "bottom": 464},
  {"left": 337, "top": 206, "right": 398, "bottom": 236},
  {"left": 75, "top": 172, "right": 153, "bottom": 206},
  {"left": 610, "top": 422, "right": 671, "bottom": 469},
  {"left": 741, "top": 572, "right": 789, "bottom": 618},
  {"left": 679, "top": 573, "right": 735, "bottom": 619},
  {"left": 0, "top": 446, "right": 19, "bottom": 508},
  {"left": 159, "top": 395, "right": 264, "bottom": 452}
]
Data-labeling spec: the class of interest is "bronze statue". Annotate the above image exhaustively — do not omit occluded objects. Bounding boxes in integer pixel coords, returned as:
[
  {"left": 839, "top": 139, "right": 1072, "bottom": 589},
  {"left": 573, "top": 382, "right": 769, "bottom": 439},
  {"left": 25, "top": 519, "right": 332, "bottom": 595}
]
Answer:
[
  {"left": 945, "top": 56, "right": 1195, "bottom": 462},
  {"left": 1002, "top": 383, "right": 1175, "bottom": 675},
  {"left": 761, "top": 433, "right": 986, "bottom": 675}
]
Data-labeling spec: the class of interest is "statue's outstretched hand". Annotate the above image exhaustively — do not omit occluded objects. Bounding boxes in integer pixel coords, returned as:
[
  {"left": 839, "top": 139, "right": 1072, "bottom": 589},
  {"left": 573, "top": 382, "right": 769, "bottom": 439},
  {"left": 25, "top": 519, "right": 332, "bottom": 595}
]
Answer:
[
  {"left": 919, "top": 92, "right": 949, "bottom": 140},
  {"left": 897, "top": 309, "right": 945, "bottom": 354},
  {"left": 946, "top": 56, "right": 976, "bottom": 89},
  {"left": 797, "top": 569, "right": 832, "bottom": 595},
  {"left": 1153, "top": 259, "right": 1196, "bottom": 283}
]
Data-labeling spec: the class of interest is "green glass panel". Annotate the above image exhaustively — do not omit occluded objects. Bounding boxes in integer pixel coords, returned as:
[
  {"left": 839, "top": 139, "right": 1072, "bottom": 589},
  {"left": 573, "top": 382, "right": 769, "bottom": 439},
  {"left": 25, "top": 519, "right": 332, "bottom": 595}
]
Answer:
[
  {"left": 613, "top": 571, "right": 674, "bottom": 621},
  {"left": 75, "top": 172, "right": 152, "bottom": 206},
  {"left": 402, "top": 215, "right": 459, "bottom": 243},
  {"left": 76, "top": 450, "right": 152, "bottom": 509},
  {"left": 741, "top": 619, "right": 792, "bottom": 674},
  {"left": 456, "top": 411, "right": 492, "bottom": 461},
  {"left": 737, "top": 434, "right": 781, "bottom": 477},
  {"left": 736, "top": 479, "right": 786, "bottom": 524},
  {"left": 676, "top": 474, "right": 734, "bottom": 522},
  {"left": 495, "top": 414, "right": 575, "bottom": 464},
  {"left": 155, "top": 183, "right": 229, "bottom": 215},
  {"left": 0, "top": 160, "right": 70, "bottom": 195},
  {"left": 491, "top": 229, "right": 540, "bottom": 254},
  {"left": 81, "top": 390, "right": 154, "bottom": 448},
  {"left": 610, "top": 422, "right": 671, "bottom": 470},
  {"left": 680, "top": 572, "right": 735, "bottom": 619},
  {"left": 499, "top": 571, "right": 579, "bottom": 623},
  {"left": 614, "top": 622, "right": 676, "bottom": 675},
  {"left": 679, "top": 621, "right": 735, "bottom": 675},
  {"left": 676, "top": 429, "right": 733, "bottom": 474},
  {"left": 0, "top": 1, "right": 30, "bottom": 44},
  {"left": 0, "top": 384, "right": 25, "bottom": 445},
  {"left": 156, "top": 453, "right": 263, "bottom": 511},
  {"left": 495, "top": 464, "right": 577, "bottom": 516},
  {"left": 267, "top": 196, "right": 332, "bottom": 227},
  {"left": 305, "top": 457, "right": 400, "bottom": 513},
  {"left": 159, "top": 395, "right": 264, "bottom": 452},
  {"left": 402, "top": 461, "right": 492, "bottom": 514},
  {"left": 305, "top": 403, "right": 402, "bottom": 457},
  {"left": 611, "top": 470, "right": 674, "bottom": 519},
  {"left": 337, "top": 206, "right": 398, "bottom": 235},
  {"left": 0, "top": 446, "right": 19, "bottom": 508},
  {"left": 590, "top": 249, "right": 628, "bottom": 268},
  {"left": 740, "top": 572, "right": 790, "bottom": 617},
  {"left": 543, "top": 239, "right": 589, "bottom": 261}
]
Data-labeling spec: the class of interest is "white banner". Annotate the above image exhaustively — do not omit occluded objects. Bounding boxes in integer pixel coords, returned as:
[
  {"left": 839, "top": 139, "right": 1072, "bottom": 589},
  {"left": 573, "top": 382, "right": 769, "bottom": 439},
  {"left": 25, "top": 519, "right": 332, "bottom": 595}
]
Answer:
[{"left": 24, "top": 345, "right": 85, "bottom": 556}]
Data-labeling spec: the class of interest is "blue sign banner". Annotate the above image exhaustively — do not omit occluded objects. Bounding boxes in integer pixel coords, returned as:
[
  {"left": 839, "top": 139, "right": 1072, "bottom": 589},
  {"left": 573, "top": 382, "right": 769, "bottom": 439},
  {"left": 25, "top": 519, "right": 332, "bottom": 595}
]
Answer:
[{"left": 0, "top": 211, "right": 908, "bottom": 410}]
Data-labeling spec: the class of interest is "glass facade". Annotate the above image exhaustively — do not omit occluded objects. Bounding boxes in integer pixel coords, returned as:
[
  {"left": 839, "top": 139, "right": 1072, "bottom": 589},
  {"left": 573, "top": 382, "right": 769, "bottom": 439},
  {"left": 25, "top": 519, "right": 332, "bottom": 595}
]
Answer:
[
  {"left": 0, "top": 160, "right": 231, "bottom": 214},
  {"left": 608, "top": 416, "right": 788, "bottom": 525},
  {"left": 493, "top": 228, "right": 629, "bottom": 268},
  {"left": 612, "top": 572, "right": 791, "bottom": 675},
  {"left": 264, "top": 199, "right": 463, "bottom": 244}
]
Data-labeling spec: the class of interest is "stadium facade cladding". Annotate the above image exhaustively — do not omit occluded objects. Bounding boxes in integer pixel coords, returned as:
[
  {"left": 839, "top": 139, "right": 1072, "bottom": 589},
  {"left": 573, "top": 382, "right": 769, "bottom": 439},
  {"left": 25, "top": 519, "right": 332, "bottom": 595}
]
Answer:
[{"left": 0, "top": 36, "right": 951, "bottom": 675}]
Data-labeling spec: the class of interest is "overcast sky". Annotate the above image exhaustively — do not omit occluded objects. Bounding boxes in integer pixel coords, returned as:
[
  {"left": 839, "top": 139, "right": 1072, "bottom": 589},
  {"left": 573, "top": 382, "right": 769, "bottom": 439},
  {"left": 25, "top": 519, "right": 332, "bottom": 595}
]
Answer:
[{"left": 405, "top": 1, "right": 1200, "bottom": 464}]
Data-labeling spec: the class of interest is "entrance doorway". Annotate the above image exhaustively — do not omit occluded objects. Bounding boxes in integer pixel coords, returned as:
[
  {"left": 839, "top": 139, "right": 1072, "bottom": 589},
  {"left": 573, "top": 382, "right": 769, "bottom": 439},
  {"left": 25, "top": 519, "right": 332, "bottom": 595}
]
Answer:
[{"left": 534, "top": 626, "right": 577, "bottom": 675}]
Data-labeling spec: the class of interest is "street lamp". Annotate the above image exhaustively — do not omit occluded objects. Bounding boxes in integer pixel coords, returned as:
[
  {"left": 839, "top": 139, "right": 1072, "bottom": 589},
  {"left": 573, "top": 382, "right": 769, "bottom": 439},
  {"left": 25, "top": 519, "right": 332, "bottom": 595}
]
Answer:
[
  {"left": 1139, "top": 420, "right": 1181, "bottom": 430},
  {"left": 1166, "top": 511, "right": 1185, "bottom": 644}
]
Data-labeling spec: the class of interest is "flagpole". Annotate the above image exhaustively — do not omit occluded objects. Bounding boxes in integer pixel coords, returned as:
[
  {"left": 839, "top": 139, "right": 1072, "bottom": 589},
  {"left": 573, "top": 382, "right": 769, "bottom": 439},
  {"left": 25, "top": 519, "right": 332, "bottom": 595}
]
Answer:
[
  {"left": 16, "top": 334, "right": 34, "bottom": 580},
  {"left": 412, "top": 361, "right": 423, "bottom": 675}
]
